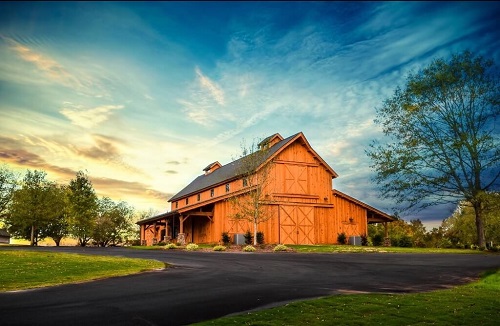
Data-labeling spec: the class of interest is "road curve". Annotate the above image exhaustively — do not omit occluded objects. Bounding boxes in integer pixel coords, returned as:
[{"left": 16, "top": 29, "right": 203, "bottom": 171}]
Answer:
[{"left": 0, "top": 246, "right": 499, "bottom": 325}]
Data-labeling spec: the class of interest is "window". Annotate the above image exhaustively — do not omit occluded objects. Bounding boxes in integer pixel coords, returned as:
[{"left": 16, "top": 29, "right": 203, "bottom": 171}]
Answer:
[
  {"left": 185, "top": 198, "right": 189, "bottom": 205},
  {"left": 243, "top": 178, "right": 248, "bottom": 187},
  {"left": 225, "top": 183, "right": 230, "bottom": 192},
  {"left": 210, "top": 189, "right": 214, "bottom": 197},
  {"left": 175, "top": 202, "right": 178, "bottom": 209},
  {"left": 197, "top": 193, "right": 201, "bottom": 201}
]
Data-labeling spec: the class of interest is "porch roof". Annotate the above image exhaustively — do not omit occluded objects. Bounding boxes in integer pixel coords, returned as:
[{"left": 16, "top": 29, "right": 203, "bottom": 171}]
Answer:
[{"left": 136, "top": 211, "right": 179, "bottom": 225}]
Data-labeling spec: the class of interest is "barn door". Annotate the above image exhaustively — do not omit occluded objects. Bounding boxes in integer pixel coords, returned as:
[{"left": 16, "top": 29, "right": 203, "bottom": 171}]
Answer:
[{"left": 279, "top": 205, "right": 315, "bottom": 244}]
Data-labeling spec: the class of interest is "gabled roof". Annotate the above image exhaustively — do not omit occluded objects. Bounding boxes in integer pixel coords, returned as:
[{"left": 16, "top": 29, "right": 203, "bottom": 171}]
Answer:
[{"left": 169, "top": 132, "right": 338, "bottom": 202}]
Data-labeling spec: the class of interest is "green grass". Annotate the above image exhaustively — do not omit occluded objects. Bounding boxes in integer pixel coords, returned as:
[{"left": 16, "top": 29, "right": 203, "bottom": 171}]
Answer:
[
  {"left": 0, "top": 250, "right": 165, "bottom": 292},
  {"left": 195, "top": 269, "right": 500, "bottom": 326},
  {"left": 288, "top": 244, "right": 493, "bottom": 254}
]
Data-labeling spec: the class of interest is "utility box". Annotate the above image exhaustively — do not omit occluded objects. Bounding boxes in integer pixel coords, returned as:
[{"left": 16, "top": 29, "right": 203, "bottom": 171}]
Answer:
[
  {"left": 349, "top": 236, "right": 361, "bottom": 246},
  {"left": 234, "top": 234, "right": 245, "bottom": 245}
]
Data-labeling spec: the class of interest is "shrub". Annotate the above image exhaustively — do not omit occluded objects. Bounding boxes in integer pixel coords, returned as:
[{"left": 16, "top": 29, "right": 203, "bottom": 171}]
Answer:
[
  {"left": 360, "top": 234, "right": 368, "bottom": 246},
  {"left": 186, "top": 243, "right": 199, "bottom": 251},
  {"left": 164, "top": 243, "right": 177, "bottom": 250},
  {"left": 244, "top": 230, "right": 253, "bottom": 245},
  {"left": 256, "top": 231, "right": 264, "bottom": 245},
  {"left": 156, "top": 241, "right": 166, "bottom": 246},
  {"left": 243, "top": 245, "right": 256, "bottom": 252},
  {"left": 221, "top": 232, "right": 231, "bottom": 245},
  {"left": 337, "top": 232, "right": 347, "bottom": 245},
  {"left": 273, "top": 244, "right": 288, "bottom": 252},
  {"left": 398, "top": 235, "right": 413, "bottom": 248},
  {"left": 372, "top": 234, "right": 384, "bottom": 246},
  {"left": 213, "top": 245, "right": 226, "bottom": 251}
]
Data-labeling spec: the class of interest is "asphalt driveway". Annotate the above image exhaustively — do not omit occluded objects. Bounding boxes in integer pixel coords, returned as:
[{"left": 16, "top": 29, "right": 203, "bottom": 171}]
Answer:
[{"left": 1, "top": 246, "right": 499, "bottom": 325}]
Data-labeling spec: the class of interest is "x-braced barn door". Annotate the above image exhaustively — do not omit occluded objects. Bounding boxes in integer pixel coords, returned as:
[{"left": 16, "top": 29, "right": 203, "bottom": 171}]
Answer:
[{"left": 279, "top": 205, "right": 315, "bottom": 244}]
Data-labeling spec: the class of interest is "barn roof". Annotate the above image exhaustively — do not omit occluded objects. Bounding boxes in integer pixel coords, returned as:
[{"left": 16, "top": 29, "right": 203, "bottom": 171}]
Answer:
[{"left": 168, "top": 132, "right": 338, "bottom": 202}]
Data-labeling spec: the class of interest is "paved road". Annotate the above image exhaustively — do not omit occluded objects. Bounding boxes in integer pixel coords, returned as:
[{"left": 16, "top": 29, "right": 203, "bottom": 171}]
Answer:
[{"left": 1, "top": 247, "right": 499, "bottom": 325}]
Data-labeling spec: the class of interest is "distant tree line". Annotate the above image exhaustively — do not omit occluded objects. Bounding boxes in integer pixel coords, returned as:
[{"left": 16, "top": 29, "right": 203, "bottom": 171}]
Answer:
[
  {"left": 0, "top": 165, "right": 142, "bottom": 246},
  {"left": 369, "top": 192, "right": 500, "bottom": 250}
]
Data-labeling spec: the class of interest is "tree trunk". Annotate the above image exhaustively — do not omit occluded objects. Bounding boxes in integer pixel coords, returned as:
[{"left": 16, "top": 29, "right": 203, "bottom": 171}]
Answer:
[
  {"left": 30, "top": 225, "right": 35, "bottom": 246},
  {"left": 473, "top": 202, "right": 486, "bottom": 247},
  {"left": 253, "top": 220, "right": 258, "bottom": 246}
]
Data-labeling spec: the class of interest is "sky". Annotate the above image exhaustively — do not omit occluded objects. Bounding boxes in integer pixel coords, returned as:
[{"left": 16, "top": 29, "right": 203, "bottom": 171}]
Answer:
[{"left": 1, "top": 2, "right": 499, "bottom": 229}]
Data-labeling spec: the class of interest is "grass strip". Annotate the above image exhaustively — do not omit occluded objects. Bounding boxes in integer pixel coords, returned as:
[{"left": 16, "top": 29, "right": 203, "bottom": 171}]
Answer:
[
  {"left": 288, "top": 245, "right": 492, "bottom": 254},
  {"left": 0, "top": 250, "right": 165, "bottom": 292},
  {"left": 195, "top": 270, "right": 500, "bottom": 326}
]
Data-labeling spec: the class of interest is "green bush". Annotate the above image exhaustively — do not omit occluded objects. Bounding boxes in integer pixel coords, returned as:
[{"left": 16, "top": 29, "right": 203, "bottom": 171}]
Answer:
[
  {"left": 213, "top": 245, "right": 226, "bottom": 251},
  {"left": 243, "top": 245, "right": 256, "bottom": 252},
  {"left": 337, "top": 232, "right": 347, "bottom": 245},
  {"left": 221, "top": 232, "right": 231, "bottom": 245},
  {"left": 164, "top": 243, "right": 177, "bottom": 250},
  {"left": 256, "top": 231, "right": 264, "bottom": 245},
  {"left": 372, "top": 234, "right": 384, "bottom": 246},
  {"left": 186, "top": 243, "right": 199, "bottom": 251},
  {"left": 361, "top": 234, "right": 368, "bottom": 246},
  {"left": 399, "top": 235, "right": 413, "bottom": 248},
  {"left": 273, "top": 244, "right": 288, "bottom": 252},
  {"left": 244, "top": 230, "right": 253, "bottom": 245}
]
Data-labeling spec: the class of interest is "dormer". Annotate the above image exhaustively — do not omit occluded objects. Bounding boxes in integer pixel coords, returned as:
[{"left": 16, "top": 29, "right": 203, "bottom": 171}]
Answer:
[
  {"left": 258, "top": 133, "right": 284, "bottom": 150},
  {"left": 203, "top": 161, "right": 222, "bottom": 175}
]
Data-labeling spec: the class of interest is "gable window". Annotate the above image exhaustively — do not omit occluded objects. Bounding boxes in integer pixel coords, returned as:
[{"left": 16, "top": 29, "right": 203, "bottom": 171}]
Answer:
[
  {"left": 210, "top": 189, "right": 214, "bottom": 197},
  {"left": 185, "top": 198, "right": 189, "bottom": 205},
  {"left": 225, "top": 183, "right": 230, "bottom": 193},
  {"left": 197, "top": 193, "right": 201, "bottom": 201},
  {"left": 243, "top": 178, "right": 248, "bottom": 187}
]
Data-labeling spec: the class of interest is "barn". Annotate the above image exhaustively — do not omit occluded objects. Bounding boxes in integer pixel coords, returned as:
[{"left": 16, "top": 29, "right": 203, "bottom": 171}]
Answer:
[{"left": 137, "top": 132, "right": 393, "bottom": 245}]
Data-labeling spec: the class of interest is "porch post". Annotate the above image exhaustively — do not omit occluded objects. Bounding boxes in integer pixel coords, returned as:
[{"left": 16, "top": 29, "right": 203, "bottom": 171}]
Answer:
[
  {"left": 177, "top": 215, "right": 186, "bottom": 245},
  {"left": 383, "top": 222, "right": 391, "bottom": 246}
]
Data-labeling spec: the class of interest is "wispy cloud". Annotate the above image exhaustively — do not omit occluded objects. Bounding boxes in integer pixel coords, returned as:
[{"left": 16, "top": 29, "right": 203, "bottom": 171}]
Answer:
[
  {"left": 60, "top": 103, "right": 124, "bottom": 128},
  {"left": 195, "top": 67, "right": 225, "bottom": 105}
]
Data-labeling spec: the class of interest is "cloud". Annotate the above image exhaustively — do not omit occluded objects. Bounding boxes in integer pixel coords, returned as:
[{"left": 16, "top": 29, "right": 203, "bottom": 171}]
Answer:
[
  {"left": 72, "top": 134, "right": 121, "bottom": 161},
  {"left": 3, "top": 36, "right": 82, "bottom": 88},
  {"left": 165, "top": 170, "right": 178, "bottom": 175},
  {"left": 60, "top": 103, "right": 124, "bottom": 128},
  {"left": 195, "top": 67, "right": 225, "bottom": 105}
]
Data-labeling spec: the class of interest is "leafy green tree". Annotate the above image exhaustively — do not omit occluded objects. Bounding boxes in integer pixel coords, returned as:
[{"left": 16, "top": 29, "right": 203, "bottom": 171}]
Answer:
[
  {"left": 7, "top": 170, "right": 56, "bottom": 246},
  {"left": 0, "top": 164, "right": 18, "bottom": 219},
  {"left": 443, "top": 192, "right": 500, "bottom": 247},
  {"left": 93, "top": 197, "right": 134, "bottom": 247},
  {"left": 42, "top": 185, "right": 70, "bottom": 246},
  {"left": 367, "top": 51, "right": 500, "bottom": 247},
  {"left": 408, "top": 219, "right": 427, "bottom": 247},
  {"left": 68, "top": 171, "right": 98, "bottom": 246}
]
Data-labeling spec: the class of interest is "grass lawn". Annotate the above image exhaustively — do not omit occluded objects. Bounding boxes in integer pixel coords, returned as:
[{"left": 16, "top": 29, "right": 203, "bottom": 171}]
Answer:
[
  {"left": 0, "top": 250, "right": 165, "bottom": 292},
  {"left": 288, "top": 244, "right": 493, "bottom": 254},
  {"left": 195, "top": 269, "right": 500, "bottom": 326}
]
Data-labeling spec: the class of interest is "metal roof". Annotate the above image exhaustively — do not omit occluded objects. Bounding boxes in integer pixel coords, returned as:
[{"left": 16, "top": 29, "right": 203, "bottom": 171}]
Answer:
[{"left": 169, "top": 133, "right": 301, "bottom": 202}]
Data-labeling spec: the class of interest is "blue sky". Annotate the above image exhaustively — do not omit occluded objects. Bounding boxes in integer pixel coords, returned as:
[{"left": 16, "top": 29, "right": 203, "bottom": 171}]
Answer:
[{"left": 1, "top": 2, "right": 499, "bottom": 227}]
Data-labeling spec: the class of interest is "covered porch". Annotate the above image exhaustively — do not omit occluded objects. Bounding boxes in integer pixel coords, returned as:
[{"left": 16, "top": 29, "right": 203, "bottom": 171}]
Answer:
[{"left": 137, "top": 205, "right": 214, "bottom": 246}]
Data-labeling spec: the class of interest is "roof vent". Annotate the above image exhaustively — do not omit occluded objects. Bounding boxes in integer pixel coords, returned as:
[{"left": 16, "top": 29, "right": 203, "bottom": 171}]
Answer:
[{"left": 203, "top": 161, "right": 222, "bottom": 175}]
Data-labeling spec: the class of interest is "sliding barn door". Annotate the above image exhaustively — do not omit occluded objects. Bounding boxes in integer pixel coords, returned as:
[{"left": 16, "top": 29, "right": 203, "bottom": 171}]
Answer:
[{"left": 279, "top": 205, "right": 315, "bottom": 244}]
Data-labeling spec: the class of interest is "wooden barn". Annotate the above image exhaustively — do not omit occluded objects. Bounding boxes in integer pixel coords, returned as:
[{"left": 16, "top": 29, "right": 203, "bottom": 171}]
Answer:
[{"left": 137, "top": 132, "right": 393, "bottom": 245}]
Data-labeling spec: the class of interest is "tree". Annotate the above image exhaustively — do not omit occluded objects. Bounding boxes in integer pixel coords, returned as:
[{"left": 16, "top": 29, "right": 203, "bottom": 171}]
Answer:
[
  {"left": 93, "top": 197, "right": 134, "bottom": 247},
  {"left": 68, "top": 171, "right": 98, "bottom": 246},
  {"left": 42, "top": 185, "right": 70, "bottom": 246},
  {"left": 0, "top": 164, "right": 18, "bottom": 219},
  {"left": 367, "top": 51, "right": 500, "bottom": 247},
  {"left": 7, "top": 170, "right": 56, "bottom": 246},
  {"left": 228, "top": 138, "right": 276, "bottom": 245}
]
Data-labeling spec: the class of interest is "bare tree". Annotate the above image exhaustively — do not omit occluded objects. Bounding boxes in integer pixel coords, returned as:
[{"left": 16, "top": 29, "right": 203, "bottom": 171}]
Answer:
[{"left": 229, "top": 138, "right": 276, "bottom": 246}]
